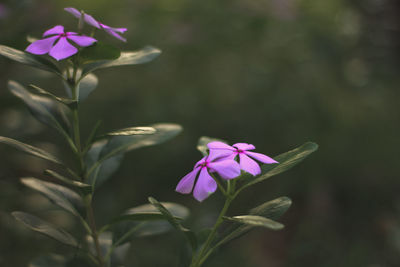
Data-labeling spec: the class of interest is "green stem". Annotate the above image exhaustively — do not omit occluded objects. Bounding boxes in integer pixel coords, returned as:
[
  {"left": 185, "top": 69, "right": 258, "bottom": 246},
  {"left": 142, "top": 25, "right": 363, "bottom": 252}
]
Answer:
[
  {"left": 191, "top": 184, "right": 236, "bottom": 267},
  {"left": 70, "top": 67, "right": 86, "bottom": 179},
  {"left": 69, "top": 64, "right": 103, "bottom": 267},
  {"left": 86, "top": 196, "right": 105, "bottom": 267}
]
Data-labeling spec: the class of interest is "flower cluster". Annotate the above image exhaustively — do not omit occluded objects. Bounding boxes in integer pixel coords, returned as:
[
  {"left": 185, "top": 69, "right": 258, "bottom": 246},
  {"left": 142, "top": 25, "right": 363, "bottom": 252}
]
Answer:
[
  {"left": 26, "top": 7, "right": 127, "bottom": 61},
  {"left": 176, "top": 141, "right": 278, "bottom": 201}
]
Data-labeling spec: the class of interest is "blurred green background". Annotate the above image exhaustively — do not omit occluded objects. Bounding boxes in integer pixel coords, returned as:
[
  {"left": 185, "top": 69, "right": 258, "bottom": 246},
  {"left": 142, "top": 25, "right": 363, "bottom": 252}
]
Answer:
[{"left": 1, "top": 0, "right": 399, "bottom": 266}]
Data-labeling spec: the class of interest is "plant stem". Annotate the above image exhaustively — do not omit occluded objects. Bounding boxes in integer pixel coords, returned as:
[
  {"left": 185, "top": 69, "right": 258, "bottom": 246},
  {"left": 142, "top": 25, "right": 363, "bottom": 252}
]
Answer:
[
  {"left": 86, "top": 196, "right": 105, "bottom": 267},
  {"left": 191, "top": 181, "right": 236, "bottom": 267},
  {"left": 70, "top": 67, "right": 104, "bottom": 267}
]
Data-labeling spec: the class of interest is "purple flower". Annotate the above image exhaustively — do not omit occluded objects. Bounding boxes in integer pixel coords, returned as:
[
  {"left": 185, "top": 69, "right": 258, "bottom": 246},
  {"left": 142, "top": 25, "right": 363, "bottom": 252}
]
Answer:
[
  {"left": 176, "top": 151, "right": 240, "bottom": 202},
  {"left": 64, "top": 7, "right": 127, "bottom": 42},
  {"left": 207, "top": 141, "right": 278, "bottom": 176},
  {"left": 25, "top": 25, "right": 97, "bottom": 61}
]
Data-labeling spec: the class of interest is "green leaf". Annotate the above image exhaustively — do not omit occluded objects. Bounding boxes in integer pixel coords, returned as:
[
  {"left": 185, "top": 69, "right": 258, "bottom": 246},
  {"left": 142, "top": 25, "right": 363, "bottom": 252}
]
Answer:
[
  {"left": 21, "top": 177, "right": 84, "bottom": 217},
  {"left": 106, "top": 213, "right": 181, "bottom": 229},
  {"left": 0, "top": 136, "right": 62, "bottom": 165},
  {"left": 223, "top": 215, "right": 284, "bottom": 230},
  {"left": 197, "top": 136, "right": 227, "bottom": 157},
  {"left": 249, "top": 196, "right": 292, "bottom": 219},
  {"left": 149, "top": 197, "right": 197, "bottom": 250},
  {"left": 0, "top": 45, "right": 61, "bottom": 75},
  {"left": 29, "top": 84, "right": 77, "bottom": 108},
  {"left": 44, "top": 169, "right": 91, "bottom": 194},
  {"left": 86, "top": 232, "right": 130, "bottom": 266},
  {"left": 81, "top": 46, "right": 161, "bottom": 77},
  {"left": 112, "top": 202, "right": 189, "bottom": 244},
  {"left": 12, "top": 211, "right": 78, "bottom": 247},
  {"left": 217, "top": 197, "right": 291, "bottom": 247},
  {"left": 101, "top": 210, "right": 185, "bottom": 233},
  {"left": 77, "top": 73, "right": 98, "bottom": 102},
  {"left": 97, "top": 123, "right": 182, "bottom": 164},
  {"left": 240, "top": 142, "right": 318, "bottom": 190},
  {"left": 85, "top": 140, "right": 124, "bottom": 189},
  {"left": 8, "top": 81, "right": 71, "bottom": 134},
  {"left": 79, "top": 42, "right": 121, "bottom": 63},
  {"left": 86, "top": 124, "right": 182, "bottom": 188},
  {"left": 29, "top": 254, "right": 66, "bottom": 267},
  {"left": 104, "top": 126, "right": 156, "bottom": 137}
]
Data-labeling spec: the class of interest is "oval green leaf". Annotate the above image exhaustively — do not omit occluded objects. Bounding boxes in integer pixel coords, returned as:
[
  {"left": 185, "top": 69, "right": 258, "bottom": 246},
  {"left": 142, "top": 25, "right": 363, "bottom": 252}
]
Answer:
[
  {"left": 81, "top": 46, "right": 161, "bottom": 77},
  {"left": 111, "top": 201, "right": 189, "bottom": 244},
  {"left": 97, "top": 123, "right": 182, "bottom": 163},
  {"left": 249, "top": 196, "right": 292, "bottom": 218},
  {"left": 85, "top": 140, "right": 124, "bottom": 189},
  {"left": 0, "top": 45, "right": 61, "bottom": 75},
  {"left": 8, "top": 81, "right": 71, "bottom": 134},
  {"left": 216, "top": 196, "right": 292, "bottom": 247},
  {"left": 0, "top": 136, "right": 62, "bottom": 165},
  {"left": 77, "top": 73, "right": 98, "bottom": 102},
  {"left": 12, "top": 211, "right": 78, "bottom": 247},
  {"left": 44, "top": 169, "right": 91, "bottom": 194},
  {"left": 148, "top": 197, "right": 197, "bottom": 249},
  {"left": 240, "top": 142, "right": 318, "bottom": 190},
  {"left": 104, "top": 126, "right": 156, "bottom": 137},
  {"left": 21, "top": 177, "right": 84, "bottom": 217},
  {"left": 29, "top": 84, "right": 77, "bottom": 108},
  {"left": 223, "top": 215, "right": 284, "bottom": 230},
  {"left": 79, "top": 42, "right": 121, "bottom": 63}
]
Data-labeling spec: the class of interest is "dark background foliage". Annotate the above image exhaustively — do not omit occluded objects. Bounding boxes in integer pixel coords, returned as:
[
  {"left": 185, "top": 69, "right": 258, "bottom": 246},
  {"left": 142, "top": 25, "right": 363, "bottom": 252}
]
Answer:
[{"left": 0, "top": 0, "right": 399, "bottom": 266}]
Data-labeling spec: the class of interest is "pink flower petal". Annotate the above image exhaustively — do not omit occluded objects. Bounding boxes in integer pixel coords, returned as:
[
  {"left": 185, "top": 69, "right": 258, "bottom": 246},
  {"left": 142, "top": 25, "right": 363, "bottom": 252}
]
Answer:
[
  {"left": 239, "top": 154, "right": 261, "bottom": 176},
  {"left": 83, "top": 13, "right": 101, "bottom": 28},
  {"left": 64, "top": 7, "right": 100, "bottom": 28},
  {"left": 245, "top": 151, "right": 278, "bottom": 164},
  {"left": 207, "top": 141, "right": 235, "bottom": 151},
  {"left": 101, "top": 24, "right": 127, "bottom": 33},
  {"left": 193, "top": 168, "right": 217, "bottom": 202},
  {"left": 208, "top": 149, "right": 234, "bottom": 162},
  {"left": 64, "top": 7, "right": 81, "bottom": 17},
  {"left": 175, "top": 168, "right": 200, "bottom": 194},
  {"left": 103, "top": 27, "right": 127, "bottom": 42},
  {"left": 67, "top": 35, "right": 97, "bottom": 47},
  {"left": 43, "top": 25, "right": 64, "bottom": 37},
  {"left": 25, "top": 36, "right": 59, "bottom": 55},
  {"left": 208, "top": 159, "right": 240, "bottom": 180},
  {"left": 49, "top": 37, "right": 78, "bottom": 61},
  {"left": 233, "top": 143, "right": 255, "bottom": 151}
]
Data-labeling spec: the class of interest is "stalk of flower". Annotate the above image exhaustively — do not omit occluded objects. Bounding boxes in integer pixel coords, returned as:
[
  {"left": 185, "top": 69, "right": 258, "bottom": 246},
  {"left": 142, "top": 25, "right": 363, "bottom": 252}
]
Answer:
[
  {"left": 64, "top": 7, "right": 127, "bottom": 42},
  {"left": 25, "top": 25, "right": 97, "bottom": 61}
]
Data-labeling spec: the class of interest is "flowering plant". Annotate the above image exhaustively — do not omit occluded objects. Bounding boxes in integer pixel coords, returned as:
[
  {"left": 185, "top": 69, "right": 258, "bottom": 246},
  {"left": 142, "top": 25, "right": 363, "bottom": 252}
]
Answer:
[{"left": 0, "top": 7, "right": 318, "bottom": 267}]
